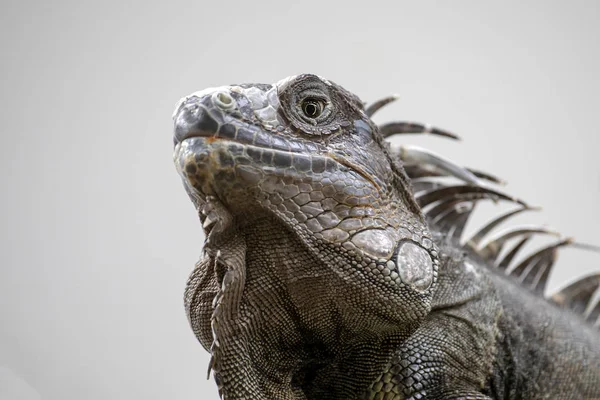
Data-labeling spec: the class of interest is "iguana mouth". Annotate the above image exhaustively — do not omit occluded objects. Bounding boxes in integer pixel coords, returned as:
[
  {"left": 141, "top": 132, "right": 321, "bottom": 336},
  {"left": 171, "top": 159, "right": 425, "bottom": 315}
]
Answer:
[{"left": 173, "top": 90, "right": 383, "bottom": 202}]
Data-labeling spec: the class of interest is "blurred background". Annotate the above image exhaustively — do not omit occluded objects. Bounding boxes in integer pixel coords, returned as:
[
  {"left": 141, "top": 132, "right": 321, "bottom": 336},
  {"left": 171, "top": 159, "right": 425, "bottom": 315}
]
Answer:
[{"left": 1, "top": 1, "right": 599, "bottom": 399}]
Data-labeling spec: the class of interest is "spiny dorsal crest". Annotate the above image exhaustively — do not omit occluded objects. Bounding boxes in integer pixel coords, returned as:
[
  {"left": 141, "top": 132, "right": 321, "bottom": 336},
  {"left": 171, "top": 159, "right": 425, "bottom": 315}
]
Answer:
[{"left": 367, "top": 94, "right": 600, "bottom": 329}]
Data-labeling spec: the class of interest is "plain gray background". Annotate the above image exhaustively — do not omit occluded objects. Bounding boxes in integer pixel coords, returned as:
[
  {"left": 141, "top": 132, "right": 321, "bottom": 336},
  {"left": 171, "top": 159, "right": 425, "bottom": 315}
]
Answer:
[{"left": 1, "top": 1, "right": 599, "bottom": 399}]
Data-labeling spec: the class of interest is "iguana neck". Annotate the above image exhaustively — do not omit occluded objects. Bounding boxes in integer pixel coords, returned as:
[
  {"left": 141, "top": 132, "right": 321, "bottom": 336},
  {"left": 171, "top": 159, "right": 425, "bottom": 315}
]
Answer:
[{"left": 209, "top": 216, "right": 419, "bottom": 399}]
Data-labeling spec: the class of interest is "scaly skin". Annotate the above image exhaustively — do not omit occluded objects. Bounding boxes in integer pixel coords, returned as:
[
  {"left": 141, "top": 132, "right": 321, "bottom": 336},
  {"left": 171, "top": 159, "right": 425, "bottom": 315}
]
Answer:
[{"left": 172, "top": 74, "right": 600, "bottom": 399}]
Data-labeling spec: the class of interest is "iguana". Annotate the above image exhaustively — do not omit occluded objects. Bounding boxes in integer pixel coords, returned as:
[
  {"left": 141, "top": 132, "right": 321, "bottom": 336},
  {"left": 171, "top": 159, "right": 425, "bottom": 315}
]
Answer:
[{"left": 172, "top": 74, "right": 600, "bottom": 399}]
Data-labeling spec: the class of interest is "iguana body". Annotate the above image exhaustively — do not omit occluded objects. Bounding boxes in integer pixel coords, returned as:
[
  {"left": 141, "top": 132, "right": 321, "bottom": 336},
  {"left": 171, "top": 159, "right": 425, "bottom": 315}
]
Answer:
[{"left": 172, "top": 74, "right": 600, "bottom": 399}]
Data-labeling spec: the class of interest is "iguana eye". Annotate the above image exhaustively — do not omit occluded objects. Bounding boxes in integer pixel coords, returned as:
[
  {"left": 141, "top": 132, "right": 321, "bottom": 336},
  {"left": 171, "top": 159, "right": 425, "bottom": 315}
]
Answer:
[
  {"left": 301, "top": 98, "right": 324, "bottom": 118},
  {"left": 277, "top": 74, "right": 356, "bottom": 135}
]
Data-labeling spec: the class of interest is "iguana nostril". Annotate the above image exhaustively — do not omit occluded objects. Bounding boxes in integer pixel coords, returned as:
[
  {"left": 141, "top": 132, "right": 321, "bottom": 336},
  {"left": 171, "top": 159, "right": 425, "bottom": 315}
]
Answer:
[
  {"left": 396, "top": 241, "right": 434, "bottom": 292},
  {"left": 213, "top": 91, "right": 236, "bottom": 110},
  {"left": 173, "top": 102, "right": 220, "bottom": 143}
]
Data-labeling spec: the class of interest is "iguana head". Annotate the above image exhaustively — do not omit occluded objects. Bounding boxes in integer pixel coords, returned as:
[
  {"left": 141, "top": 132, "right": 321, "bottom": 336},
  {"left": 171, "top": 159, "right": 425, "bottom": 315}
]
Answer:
[{"left": 173, "top": 74, "right": 439, "bottom": 398}]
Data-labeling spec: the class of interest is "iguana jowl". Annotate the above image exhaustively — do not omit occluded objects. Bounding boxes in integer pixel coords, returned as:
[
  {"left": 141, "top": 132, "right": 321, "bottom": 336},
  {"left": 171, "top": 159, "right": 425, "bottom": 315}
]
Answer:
[{"left": 172, "top": 74, "right": 600, "bottom": 399}]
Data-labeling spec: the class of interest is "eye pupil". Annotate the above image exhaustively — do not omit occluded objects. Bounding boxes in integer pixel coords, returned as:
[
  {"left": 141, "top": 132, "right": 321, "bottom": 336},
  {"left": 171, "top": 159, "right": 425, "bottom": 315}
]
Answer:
[{"left": 302, "top": 100, "right": 322, "bottom": 118}]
